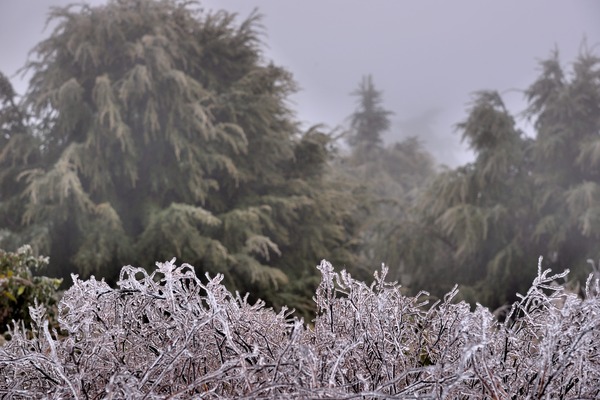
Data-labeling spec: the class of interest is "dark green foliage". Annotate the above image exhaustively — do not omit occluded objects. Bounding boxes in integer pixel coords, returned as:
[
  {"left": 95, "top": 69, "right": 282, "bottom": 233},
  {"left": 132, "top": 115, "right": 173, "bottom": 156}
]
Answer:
[
  {"left": 405, "top": 91, "right": 537, "bottom": 307},
  {"left": 0, "top": 0, "right": 360, "bottom": 319},
  {"left": 401, "top": 50, "right": 600, "bottom": 308},
  {"left": 338, "top": 138, "right": 435, "bottom": 280},
  {"left": 0, "top": 246, "right": 61, "bottom": 339},
  {"left": 526, "top": 49, "right": 600, "bottom": 282},
  {"left": 0, "top": 72, "right": 45, "bottom": 251},
  {"left": 3, "top": 0, "right": 598, "bottom": 319}
]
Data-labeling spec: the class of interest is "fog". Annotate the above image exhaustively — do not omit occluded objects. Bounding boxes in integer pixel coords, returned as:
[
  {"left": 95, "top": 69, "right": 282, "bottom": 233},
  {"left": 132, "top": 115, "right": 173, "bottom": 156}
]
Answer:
[
  {"left": 1, "top": 5, "right": 600, "bottom": 390},
  {"left": 1, "top": 1, "right": 599, "bottom": 166}
]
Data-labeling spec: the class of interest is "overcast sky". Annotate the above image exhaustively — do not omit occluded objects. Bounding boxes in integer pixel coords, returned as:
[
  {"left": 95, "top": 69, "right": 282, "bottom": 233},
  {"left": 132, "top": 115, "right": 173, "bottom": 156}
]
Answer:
[{"left": 1, "top": 1, "right": 599, "bottom": 166}]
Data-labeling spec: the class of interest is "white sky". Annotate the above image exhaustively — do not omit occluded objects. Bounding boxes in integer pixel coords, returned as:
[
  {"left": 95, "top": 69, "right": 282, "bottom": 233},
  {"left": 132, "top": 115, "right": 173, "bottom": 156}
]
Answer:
[{"left": 1, "top": 1, "right": 599, "bottom": 166}]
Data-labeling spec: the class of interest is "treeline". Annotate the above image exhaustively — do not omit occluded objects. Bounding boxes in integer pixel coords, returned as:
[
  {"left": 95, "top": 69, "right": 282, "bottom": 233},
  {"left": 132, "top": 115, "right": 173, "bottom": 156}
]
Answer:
[
  {"left": 1, "top": 0, "right": 599, "bottom": 323},
  {"left": 391, "top": 53, "right": 600, "bottom": 309},
  {"left": 323, "top": 50, "right": 600, "bottom": 311}
]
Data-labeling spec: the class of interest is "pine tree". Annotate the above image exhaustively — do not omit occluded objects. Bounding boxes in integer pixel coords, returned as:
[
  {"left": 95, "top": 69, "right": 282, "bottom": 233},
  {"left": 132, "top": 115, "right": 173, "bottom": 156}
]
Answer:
[
  {"left": 335, "top": 75, "right": 435, "bottom": 278},
  {"left": 0, "top": 0, "right": 360, "bottom": 318},
  {"left": 0, "top": 72, "right": 45, "bottom": 250},
  {"left": 526, "top": 49, "right": 600, "bottom": 282},
  {"left": 402, "top": 49, "right": 600, "bottom": 308},
  {"left": 404, "top": 91, "right": 537, "bottom": 307},
  {"left": 347, "top": 75, "right": 393, "bottom": 161}
]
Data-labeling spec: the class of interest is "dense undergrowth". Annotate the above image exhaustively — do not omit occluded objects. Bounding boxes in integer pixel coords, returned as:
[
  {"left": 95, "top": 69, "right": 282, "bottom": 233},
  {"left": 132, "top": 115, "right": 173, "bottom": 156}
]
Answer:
[
  {"left": 0, "top": 246, "right": 61, "bottom": 342},
  {"left": 0, "top": 258, "right": 599, "bottom": 399}
]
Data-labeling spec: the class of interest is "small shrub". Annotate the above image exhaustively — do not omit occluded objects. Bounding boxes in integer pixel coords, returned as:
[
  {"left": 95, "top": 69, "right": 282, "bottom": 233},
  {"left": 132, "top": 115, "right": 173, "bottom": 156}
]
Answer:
[
  {"left": 0, "top": 245, "right": 62, "bottom": 341},
  {"left": 0, "top": 257, "right": 598, "bottom": 398}
]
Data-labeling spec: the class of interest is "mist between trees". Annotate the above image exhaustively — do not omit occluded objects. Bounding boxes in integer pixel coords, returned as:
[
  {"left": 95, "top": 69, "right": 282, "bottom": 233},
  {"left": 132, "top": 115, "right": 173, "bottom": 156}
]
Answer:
[{"left": 1, "top": 0, "right": 600, "bottom": 328}]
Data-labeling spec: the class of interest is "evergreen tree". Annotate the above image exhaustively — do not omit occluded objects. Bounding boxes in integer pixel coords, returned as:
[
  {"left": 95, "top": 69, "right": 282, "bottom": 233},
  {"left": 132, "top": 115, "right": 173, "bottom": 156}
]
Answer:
[
  {"left": 367, "top": 137, "right": 436, "bottom": 281},
  {"left": 335, "top": 75, "right": 435, "bottom": 277},
  {"left": 405, "top": 91, "right": 537, "bottom": 307},
  {"left": 0, "top": 0, "right": 360, "bottom": 318},
  {"left": 347, "top": 75, "right": 392, "bottom": 161},
  {"left": 526, "top": 49, "right": 600, "bottom": 282},
  {"left": 402, "top": 50, "right": 600, "bottom": 308},
  {"left": 0, "top": 72, "right": 45, "bottom": 251}
]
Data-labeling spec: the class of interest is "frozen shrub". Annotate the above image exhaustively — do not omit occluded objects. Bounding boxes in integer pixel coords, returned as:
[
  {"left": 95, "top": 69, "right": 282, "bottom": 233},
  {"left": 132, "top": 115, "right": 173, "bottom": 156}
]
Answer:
[{"left": 0, "top": 257, "right": 599, "bottom": 398}]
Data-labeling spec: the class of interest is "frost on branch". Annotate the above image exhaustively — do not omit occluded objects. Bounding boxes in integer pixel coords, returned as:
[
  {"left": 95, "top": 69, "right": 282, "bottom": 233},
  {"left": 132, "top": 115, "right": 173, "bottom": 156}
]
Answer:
[{"left": 0, "top": 258, "right": 599, "bottom": 398}]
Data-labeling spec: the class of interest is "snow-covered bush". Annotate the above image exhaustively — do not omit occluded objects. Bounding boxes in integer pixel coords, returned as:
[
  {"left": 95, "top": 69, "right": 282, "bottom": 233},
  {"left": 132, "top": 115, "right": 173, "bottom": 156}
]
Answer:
[{"left": 0, "top": 258, "right": 599, "bottom": 398}]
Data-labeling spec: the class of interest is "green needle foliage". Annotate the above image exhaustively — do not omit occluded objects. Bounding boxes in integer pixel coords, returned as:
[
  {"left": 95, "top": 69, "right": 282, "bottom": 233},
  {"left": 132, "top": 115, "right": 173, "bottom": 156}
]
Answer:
[
  {"left": 526, "top": 49, "right": 600, "bottom": 281},
  {"left": 0, "top": 0, "right": 360, "bottom": 319},
  {"left": 402, "top": 49, "right": 600, "bottom": 309},
  {"left": 407, "top": 91, "right": 537, "bottom": 307},
  {"left": 0, "top": 72, "right": 46, "bottom": 252}
]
